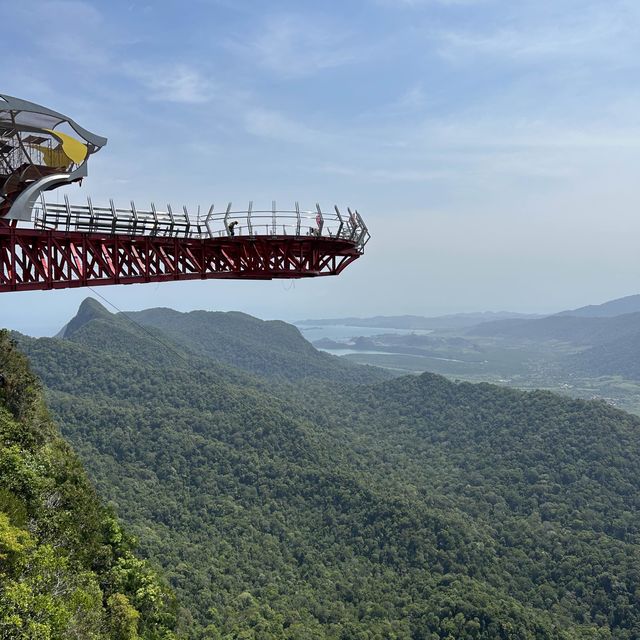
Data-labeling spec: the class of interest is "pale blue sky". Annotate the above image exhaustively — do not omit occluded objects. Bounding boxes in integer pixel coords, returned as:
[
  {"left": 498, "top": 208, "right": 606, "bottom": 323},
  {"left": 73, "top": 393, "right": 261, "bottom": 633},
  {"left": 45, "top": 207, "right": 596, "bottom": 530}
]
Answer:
[{"left": 2, "top": 0, "right": 640, "bottom": 335}]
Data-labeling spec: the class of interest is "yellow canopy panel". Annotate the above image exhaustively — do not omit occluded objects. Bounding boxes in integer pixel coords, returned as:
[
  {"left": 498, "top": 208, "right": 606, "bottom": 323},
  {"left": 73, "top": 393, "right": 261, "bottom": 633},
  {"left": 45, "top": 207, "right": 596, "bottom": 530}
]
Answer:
[{"left": 44, "top": 128, "right": 88, "bottom": 164}]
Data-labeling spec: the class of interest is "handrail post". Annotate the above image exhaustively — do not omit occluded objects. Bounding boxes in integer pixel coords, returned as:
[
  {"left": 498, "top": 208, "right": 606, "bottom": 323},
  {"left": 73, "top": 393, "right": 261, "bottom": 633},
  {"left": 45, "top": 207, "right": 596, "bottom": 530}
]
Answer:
[
  {"left": 272, "top": 200, "right": 277, "bottom": 236},
  {"left": 131, "top": 200, "right": 138, "bottom": 235},
  {"left": 87, "top": 196, "right": 95, "bottom": 232},
  {"left": 110, "top": 198, "right": 118, "bottom": 234},
  {"left": 347, "top": 207, "right": 357, "bottom": 240},
  {"left": 356, "top": 210, "right": 368, "bottom": 248},
  {"left": 247, "top": 201, "right": 253, "bottom": 236},
  {"left": 205, "top": 204, "right": 215, "bottom": 238},
  {"left": 183, "top": 205, "right": 191, "bottom": 238},
  {"left": 315, "top": 203, "right": 324, "bottom": 236},
  {"left": 167, "top": 204, "right": 175, "bottom": 237},
  {"left": 150, "top": 202, "right": 159, "bottom": 236},
  {"left": 40, "top": 193, "right": 48, "bottom": 227},
  {"left": 295, "top": 202, "right": 301, "bottom": 236},
  {"left": 334, "top": 205, "right": 344, "bottom": 238},
  {"left": 64, "top": 194, "right": 72, "bottom": 232}
]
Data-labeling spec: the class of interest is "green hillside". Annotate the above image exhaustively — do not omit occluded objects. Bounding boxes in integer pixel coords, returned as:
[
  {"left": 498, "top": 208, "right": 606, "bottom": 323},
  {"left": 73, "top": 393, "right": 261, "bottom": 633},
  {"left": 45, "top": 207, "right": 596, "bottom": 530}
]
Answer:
[
  {"left": 0, "top": 330, "right": 180, "bottom": 640},
  {"left": 466, "top": 308, "right": 640, "bottom": 382},
  {"left": 15, "top": 301, "right": 640, "bottom": 638},
  {"left": 467, "top": 313, "right": 640, "bottom": 345},
  {"left": 556, "top": 294, "right": 640, "bottom": 318},
  {"left": 124, "top": 305, "right": 389, "bottom": 384},
  {"left": 567, "top": 331, "right": 640, "bottom": 380}
]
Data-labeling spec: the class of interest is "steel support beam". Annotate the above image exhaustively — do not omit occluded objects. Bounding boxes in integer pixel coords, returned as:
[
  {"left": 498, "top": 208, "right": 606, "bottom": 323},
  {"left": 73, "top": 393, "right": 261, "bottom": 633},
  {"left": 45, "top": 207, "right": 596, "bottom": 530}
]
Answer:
[{"left": 0, "top": 225, "right": 361, "bottom": 293}]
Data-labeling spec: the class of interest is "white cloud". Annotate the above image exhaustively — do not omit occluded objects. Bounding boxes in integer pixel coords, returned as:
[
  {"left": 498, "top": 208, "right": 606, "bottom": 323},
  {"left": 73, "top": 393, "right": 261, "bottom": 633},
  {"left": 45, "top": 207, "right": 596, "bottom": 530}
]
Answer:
[
  {"left": 229, "top": 14, "right": 363, "bottom": 77},
  {"left": 243, "top": 107, "right": 328, "bottom": 145},
  {"left": 415, "top": 116, "right": 640, "bottom": 151},
  {"left": 377, "top": 84, "right": 430, "bottom": 117},
  {"left": 322, "top": 163, "right": 453, "bottom": 182},
  {"left": 393, "top": 85, "right": 428, "bottom": 111},
  {"left": 124, "top": 63, "right": 214, "bottom": 104},
  {"left": 437, "top": 4, "right": 639, "bottom": 63},
  {"left": 8, "top": 0, "right": 109, "bottom": 66}
]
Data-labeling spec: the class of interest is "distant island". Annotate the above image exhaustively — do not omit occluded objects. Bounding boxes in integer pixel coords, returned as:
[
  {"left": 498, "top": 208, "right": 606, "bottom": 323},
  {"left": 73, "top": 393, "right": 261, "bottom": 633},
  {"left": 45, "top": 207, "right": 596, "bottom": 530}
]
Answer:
[{"left": 297, "top": 311, "right": 543, "bottom": 331}]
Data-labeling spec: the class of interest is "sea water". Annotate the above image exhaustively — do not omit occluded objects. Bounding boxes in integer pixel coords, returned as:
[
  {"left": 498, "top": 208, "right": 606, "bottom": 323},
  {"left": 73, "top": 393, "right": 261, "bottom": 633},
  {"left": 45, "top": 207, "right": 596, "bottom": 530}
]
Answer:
[{"left": 296, "top": 324, "right": 433, "bottom": 355}]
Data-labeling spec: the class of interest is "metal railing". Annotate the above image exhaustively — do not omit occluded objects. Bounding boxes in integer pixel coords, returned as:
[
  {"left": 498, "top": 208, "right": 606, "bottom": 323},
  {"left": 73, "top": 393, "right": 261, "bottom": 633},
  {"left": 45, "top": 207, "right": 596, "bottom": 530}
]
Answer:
[{"left": 33, "top": 196, "right": 370, "bottom": 251}]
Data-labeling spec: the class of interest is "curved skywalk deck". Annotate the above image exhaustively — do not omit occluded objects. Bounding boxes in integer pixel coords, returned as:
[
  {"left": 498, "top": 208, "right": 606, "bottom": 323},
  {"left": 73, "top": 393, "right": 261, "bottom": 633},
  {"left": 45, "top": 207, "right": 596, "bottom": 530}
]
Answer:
[
  {"left": 34, "top": 197, "right": 370, "bottom": 252},
  {"left": 0, "top": 198, "right": 369, "bottom": 292}
]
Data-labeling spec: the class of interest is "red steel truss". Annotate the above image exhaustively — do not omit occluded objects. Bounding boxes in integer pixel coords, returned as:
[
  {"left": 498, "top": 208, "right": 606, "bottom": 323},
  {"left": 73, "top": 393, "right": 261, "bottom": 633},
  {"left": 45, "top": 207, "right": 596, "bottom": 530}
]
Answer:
[{"left": 0, "top": 224, "right": 362, "bottom": 293}]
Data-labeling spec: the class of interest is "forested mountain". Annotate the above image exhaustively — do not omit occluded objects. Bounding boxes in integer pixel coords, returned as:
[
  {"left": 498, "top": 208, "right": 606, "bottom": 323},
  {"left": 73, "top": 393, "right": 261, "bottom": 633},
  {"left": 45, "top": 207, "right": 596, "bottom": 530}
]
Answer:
[
  {"left": 119, "top": 304, "right": 388, "bottom": 384},
  {"left": 467, "top": 311, "right": 640, "bottom": 346},
  {"left": 556, "top": 294, "right": 640, "bottom": 318},
  {"left": 300, "top": 292, "right": 640, "bottom": 332},
  {"left": 0, "top": 330, "right": 180, "bottom": 639},
  {"left": 465, "top": 305, "right": 640, "bottom": 381},
  {"left": 12, "top": 299, "right": 640, "bottom": 638},
  {"left": 567, "top": 331, "right": 640, "bottom": 380}
]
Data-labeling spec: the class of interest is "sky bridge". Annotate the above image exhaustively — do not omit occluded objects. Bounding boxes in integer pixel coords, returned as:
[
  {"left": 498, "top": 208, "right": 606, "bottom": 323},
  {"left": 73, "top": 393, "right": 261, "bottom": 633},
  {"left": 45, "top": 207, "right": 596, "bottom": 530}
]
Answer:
[{"left": 0, "top": 94, "right": 369, "bottom": 293}]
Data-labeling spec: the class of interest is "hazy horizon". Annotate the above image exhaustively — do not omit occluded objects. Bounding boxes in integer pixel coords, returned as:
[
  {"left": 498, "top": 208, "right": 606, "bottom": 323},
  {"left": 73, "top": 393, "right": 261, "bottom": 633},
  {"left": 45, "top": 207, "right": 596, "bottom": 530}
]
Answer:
[{"left": 2, "top": 288, "right": 636, "bottom": 339}]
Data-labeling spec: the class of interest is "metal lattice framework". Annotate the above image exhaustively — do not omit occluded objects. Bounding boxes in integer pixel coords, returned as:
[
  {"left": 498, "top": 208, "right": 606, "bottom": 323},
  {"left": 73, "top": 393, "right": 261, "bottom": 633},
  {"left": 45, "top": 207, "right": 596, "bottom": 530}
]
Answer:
[
  {"left": 0, "top": 94, "right": 369, "bottom": 293},
  {"left": 0, "top": 225, "right": 362, "bottom": 292}
]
